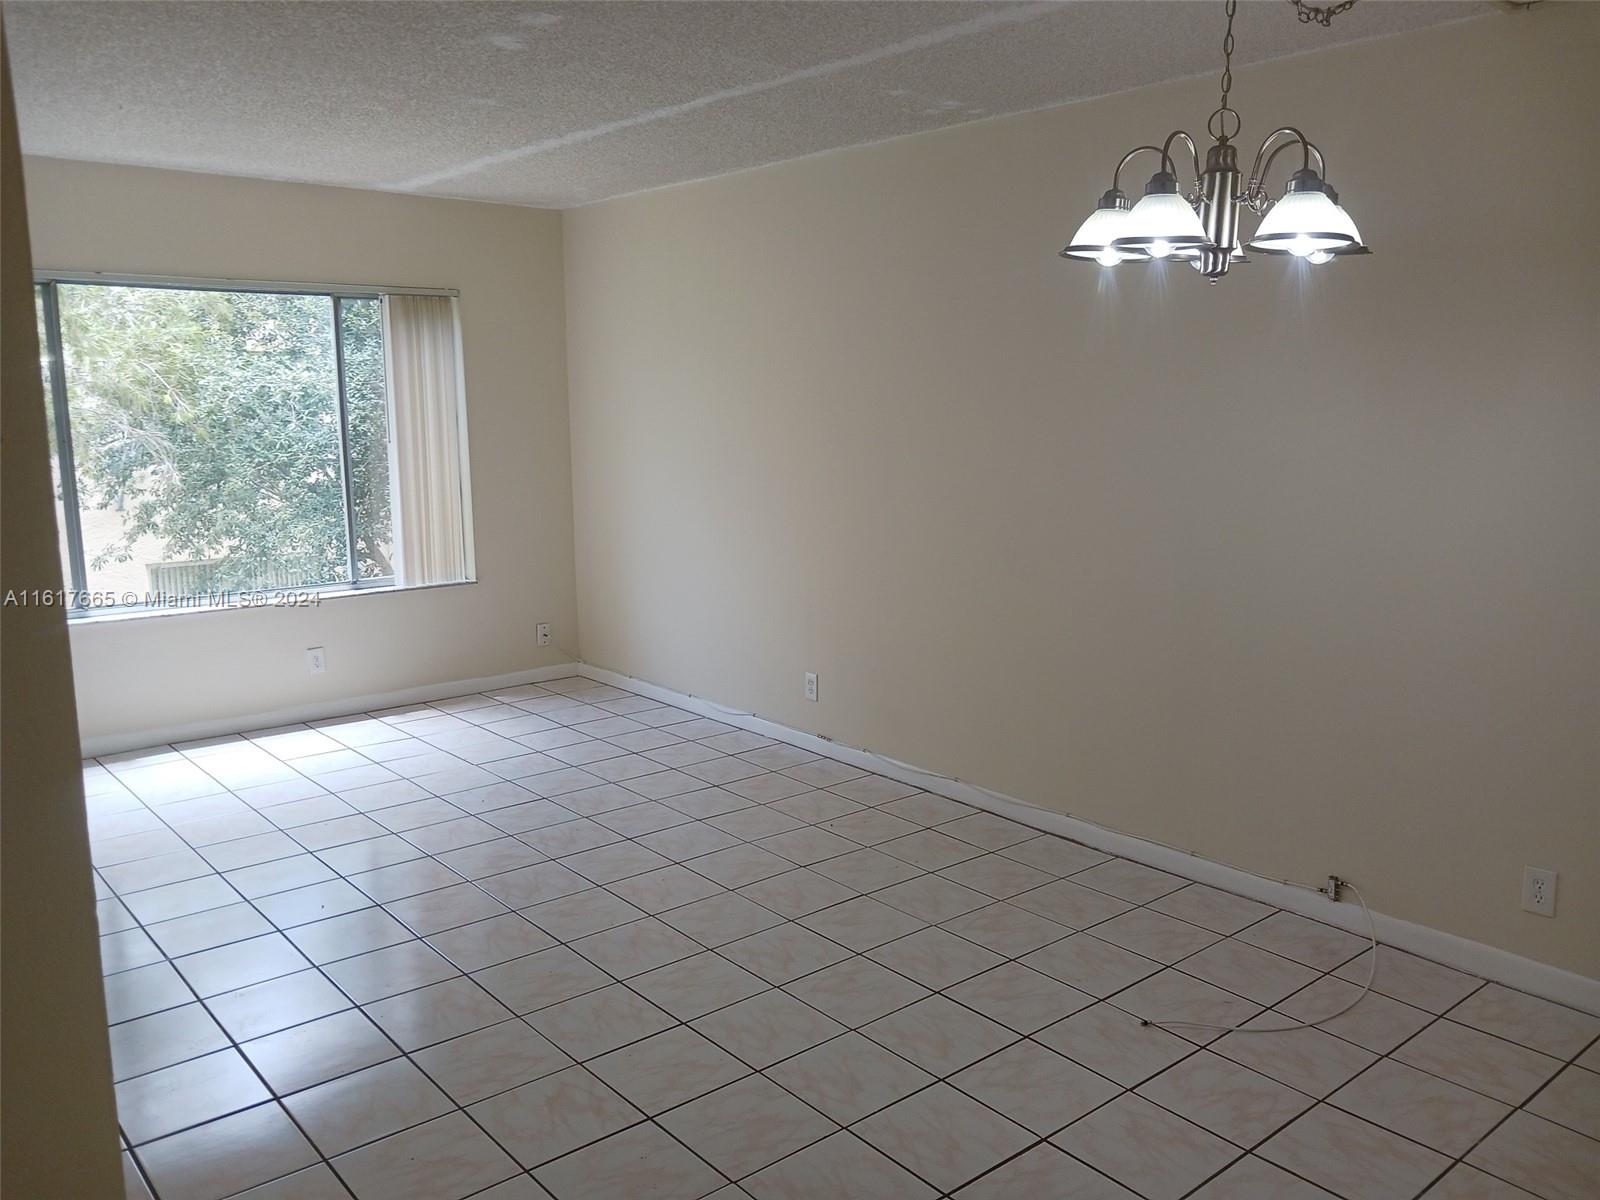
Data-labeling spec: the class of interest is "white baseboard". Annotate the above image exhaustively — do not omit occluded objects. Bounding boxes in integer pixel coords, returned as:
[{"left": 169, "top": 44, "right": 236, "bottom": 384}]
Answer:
[
  {"left": 82, "top": 654, "right": 1597, "bottom": 1013},
  {"left": 78, "top": 663, "right": 584, "bottom": 758},
  {"left": 578, "top": 663, "right": 1600, "bottom": 1016}
]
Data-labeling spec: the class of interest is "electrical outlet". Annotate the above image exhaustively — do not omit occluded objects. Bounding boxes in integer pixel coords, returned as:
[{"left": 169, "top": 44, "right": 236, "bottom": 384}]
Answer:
[
  {"left": 1522, "top": 866, "right": 1556, "bottom": 917},
  {"left": 536, "top": 623, "right": 551, "bottom": 647},
  {"left": 306, "top": 646, "right": 326, "bottom": 675},
  {"left": 804, "top": 672, "right": 818, "bottom": 702}
]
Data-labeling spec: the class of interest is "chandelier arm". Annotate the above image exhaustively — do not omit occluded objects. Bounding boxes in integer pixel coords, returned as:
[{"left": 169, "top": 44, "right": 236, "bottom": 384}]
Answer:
[
  {"left": 1245, "top": 127, "right": 1327, "bottom": 204},
  {"left": 1248, "top": 127, "right": 1310, "bottom": 179},
  {"left": 1305, "top": 140, "right": 1327, "bottom": 178},
  {"left": 1162, "top": 130, "right": 1203, "bottom": 190},
  {"left": 1257, "top": 139, "right": 1327, "bottom": 184},
  {"left": 1111, "top": 144, "right": 1171, "bottom": 193}
]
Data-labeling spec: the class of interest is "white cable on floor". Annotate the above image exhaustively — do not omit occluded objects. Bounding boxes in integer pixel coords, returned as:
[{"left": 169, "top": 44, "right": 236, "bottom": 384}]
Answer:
[
  {"left": 703, "top": 699, "right": 759, "bottom": 719},
  {"left": 1139, "top": 882, "right": 1380, "bottom": 1036}
]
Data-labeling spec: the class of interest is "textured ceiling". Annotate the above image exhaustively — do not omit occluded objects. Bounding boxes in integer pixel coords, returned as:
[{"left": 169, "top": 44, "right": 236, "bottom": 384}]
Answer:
[{"left": 6, "top": 0, "right": 1485, "bottom": 208}]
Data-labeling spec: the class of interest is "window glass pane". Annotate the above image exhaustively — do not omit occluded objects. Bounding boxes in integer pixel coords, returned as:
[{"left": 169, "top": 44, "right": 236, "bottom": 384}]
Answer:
[
  {"left": 338, "top": 297, "right": 394, "bottom": 579},
  {"left": 56, "top": 284, "right": 352, "bottom": 600},
  {"left": 35, "top": 286, "right": 77, "bottom": 591}
]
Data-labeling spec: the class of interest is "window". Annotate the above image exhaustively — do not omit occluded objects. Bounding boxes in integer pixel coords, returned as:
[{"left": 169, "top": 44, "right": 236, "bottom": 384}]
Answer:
[{"left": 34, "top": 277, "right": 472, "bottom": 615}]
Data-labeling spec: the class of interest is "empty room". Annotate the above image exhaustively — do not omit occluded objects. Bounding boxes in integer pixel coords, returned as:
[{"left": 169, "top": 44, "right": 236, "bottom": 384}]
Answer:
[{"left": 2, "top": 2, "right": 1596, "bottom": 1199}]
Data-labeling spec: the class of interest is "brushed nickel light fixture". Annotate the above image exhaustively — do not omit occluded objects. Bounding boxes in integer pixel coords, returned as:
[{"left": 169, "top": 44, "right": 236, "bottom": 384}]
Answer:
[{"left": 1061, "top": 0, "right": 1369, "bottom": 282}]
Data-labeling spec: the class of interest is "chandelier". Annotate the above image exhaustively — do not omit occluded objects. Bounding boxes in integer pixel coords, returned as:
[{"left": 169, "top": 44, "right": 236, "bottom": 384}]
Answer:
[{"left": 1060, "top": 0, "right": 1368, "bottom": 283}]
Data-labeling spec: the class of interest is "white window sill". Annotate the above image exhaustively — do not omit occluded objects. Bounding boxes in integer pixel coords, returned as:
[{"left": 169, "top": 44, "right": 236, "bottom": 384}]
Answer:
[{"left": 65, "top": 578, "right": 477, "bottom": 626}]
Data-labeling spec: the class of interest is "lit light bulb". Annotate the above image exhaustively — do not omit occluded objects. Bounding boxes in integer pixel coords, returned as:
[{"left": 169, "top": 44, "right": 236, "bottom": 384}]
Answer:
[
  {"left": 1286, "top": 235, "right": 1318, "bottom": 258},
  {"left": 1096, "top": 249, "right": 1120, "bottom": 267},
  {"left": 1147, "top": 240, "right": 1173, "bottom": 259},
  {"left": 1306, "top": 249, "right": 1334, "bottom": 265}
]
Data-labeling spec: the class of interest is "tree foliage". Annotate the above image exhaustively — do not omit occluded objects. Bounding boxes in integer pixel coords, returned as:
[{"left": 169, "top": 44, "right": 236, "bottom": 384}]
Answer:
[{"left": 52, "top": 285, "right": 392, "bottom": 592}]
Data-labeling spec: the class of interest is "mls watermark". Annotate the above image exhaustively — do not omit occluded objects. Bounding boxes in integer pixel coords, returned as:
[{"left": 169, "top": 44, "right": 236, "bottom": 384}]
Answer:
[{"left": 2, "top": 588, "right": 325, "bottom": 610}]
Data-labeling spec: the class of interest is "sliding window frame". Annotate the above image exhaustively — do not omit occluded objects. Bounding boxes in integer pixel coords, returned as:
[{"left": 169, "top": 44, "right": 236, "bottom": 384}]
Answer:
[
  {"left": 37, "top": 281, "right": 89, "bottom": 610},
  {"left": 330, "top": 296, "right": 363, "bottom": 589},
  {"left": 31, "top": 272, "right": 456, "bottom": 613}
]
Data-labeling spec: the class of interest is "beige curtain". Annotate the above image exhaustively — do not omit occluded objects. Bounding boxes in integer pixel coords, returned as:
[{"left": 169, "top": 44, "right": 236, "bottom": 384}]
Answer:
[{"left": 383, "top": 294, "right": 471, "bottom": 586}]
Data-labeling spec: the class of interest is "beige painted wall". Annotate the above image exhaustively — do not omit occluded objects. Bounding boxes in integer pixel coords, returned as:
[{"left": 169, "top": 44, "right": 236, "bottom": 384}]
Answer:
[
  {"left": 566, "top": 6, "right": 1600, "bottom": 976},
  {"left": 1, "top": 26, "right": 122, "bottom": 1197},
  {"left": 23, "top": 159, "right": 577, "bottom": 747}
]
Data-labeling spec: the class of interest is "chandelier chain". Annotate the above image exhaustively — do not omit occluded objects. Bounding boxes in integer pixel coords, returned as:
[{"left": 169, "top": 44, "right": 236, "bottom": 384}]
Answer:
[
  {"left": 1207, "top": 0, "right": 1243, "bottom": 143},
  {"left": 1288, "top": 0, "right": 1359, "bottom": 27},
  {"left": 1219, "top": 0, "right": 1236, "bottom": 115}
]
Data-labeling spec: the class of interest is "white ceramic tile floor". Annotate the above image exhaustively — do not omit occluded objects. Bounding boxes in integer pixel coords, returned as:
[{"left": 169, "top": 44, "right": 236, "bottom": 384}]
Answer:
[{"left": 87, "top": 676, "right": 1596, "bottom": 1200}]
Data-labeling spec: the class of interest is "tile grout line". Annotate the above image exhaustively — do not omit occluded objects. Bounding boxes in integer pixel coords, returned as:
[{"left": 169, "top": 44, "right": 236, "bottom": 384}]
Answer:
[
  {"left": 111, "top": 687, "right": 713, "bottom": 1197},
  {"left": 106, "top": 683, "right": 908, "bottom": 1196},
  {"left": 107, "top": 684, "right": 680, "bottom": 1197},
  {"left": 92, "top": 677, "right": 1594, "bottom": 1200}
]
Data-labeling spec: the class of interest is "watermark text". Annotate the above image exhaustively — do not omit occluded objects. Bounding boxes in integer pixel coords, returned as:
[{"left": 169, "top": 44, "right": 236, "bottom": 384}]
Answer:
[{"left": 3, "top": 588, "right": 325, "bottom": 610}]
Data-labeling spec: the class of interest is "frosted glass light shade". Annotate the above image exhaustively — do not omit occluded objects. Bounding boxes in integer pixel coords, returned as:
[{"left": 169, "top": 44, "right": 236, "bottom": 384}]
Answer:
[
  {"left": 1060, "top": 205, "right": 1142, "bottom": 265},
  {"left": 1330, "top": 201, "right": 1364, "bottom": 247},
  {"left": 1322, "top": 200, "right": 1369, "bottom": 256},
  {"left": 1112, "top": 192, "right": 1209, "bottom": 259},
  {"left": 1247, "top": 189, "right": 1360, "bottom": 256}
]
